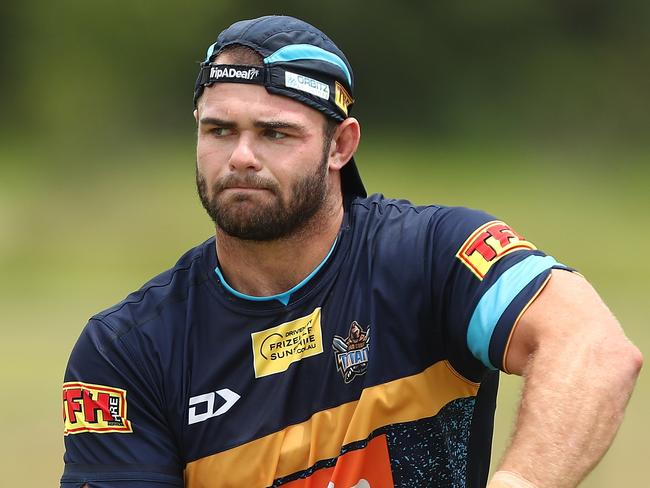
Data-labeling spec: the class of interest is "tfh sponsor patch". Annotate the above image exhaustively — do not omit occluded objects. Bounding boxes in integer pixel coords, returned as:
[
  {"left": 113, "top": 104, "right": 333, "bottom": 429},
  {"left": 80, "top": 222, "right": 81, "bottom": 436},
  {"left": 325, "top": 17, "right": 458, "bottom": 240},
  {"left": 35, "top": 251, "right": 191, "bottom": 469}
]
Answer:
[
  {"left": 62, "top": 382, "right": 132, "bottom": 435},
  {"left": 252, "top": 308, "right": 324, "bottom": 378},
  {"left": 456, "top": 220, "right": 536, "bottom": 279}
]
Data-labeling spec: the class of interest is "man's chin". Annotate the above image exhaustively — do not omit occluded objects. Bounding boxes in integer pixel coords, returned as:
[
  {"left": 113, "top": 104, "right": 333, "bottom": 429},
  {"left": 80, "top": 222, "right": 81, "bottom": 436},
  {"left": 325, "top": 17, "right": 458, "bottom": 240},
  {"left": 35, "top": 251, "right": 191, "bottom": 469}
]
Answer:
[
  {"left": 216, "top": 188, "right": 276, "bottom": 206},
  {"left": 216, "top": 217, "right": 285, "bottom": 241}
]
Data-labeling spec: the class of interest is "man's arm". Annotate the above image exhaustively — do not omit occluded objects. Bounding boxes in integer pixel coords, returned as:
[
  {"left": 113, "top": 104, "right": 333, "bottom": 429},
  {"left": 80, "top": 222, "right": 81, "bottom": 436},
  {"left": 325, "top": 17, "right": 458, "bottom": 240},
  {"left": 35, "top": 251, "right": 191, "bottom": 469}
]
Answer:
[{"left": 488, "top": 270, "right": 643, "bottom": 488}]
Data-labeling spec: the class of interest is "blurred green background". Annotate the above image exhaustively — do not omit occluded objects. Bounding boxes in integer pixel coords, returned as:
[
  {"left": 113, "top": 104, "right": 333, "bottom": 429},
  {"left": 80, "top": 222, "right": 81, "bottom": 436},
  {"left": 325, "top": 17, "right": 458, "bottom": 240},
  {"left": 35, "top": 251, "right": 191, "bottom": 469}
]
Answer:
[{"left": 0, "top": 1, "right": 647, "bottom": 486}]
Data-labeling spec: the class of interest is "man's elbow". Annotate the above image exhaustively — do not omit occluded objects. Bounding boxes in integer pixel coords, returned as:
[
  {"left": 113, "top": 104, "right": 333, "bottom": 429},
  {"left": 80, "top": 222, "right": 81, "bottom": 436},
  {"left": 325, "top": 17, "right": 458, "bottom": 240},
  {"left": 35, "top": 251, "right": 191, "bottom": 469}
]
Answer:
[
  {"left": 622, "top": 341, "right": 643, "bottom": 378},
  {"left": 604, "top": 336, "right": 643, "bottom": 384}
]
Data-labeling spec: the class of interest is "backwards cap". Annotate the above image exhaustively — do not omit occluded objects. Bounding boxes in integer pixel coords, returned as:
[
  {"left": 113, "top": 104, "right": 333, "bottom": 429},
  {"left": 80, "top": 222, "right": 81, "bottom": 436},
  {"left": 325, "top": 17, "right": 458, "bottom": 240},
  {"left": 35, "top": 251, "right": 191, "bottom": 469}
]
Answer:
[{"left": 194, "top": 15, "right": 366, "bottom": 198}]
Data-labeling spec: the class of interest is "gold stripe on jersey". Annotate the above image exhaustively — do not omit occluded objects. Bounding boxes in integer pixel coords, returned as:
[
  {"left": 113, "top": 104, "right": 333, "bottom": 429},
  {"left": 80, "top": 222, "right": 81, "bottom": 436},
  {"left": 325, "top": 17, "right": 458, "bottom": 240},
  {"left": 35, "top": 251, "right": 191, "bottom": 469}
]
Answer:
[{"left": 184, "top": 360, "right": 479, "bottom": 488}]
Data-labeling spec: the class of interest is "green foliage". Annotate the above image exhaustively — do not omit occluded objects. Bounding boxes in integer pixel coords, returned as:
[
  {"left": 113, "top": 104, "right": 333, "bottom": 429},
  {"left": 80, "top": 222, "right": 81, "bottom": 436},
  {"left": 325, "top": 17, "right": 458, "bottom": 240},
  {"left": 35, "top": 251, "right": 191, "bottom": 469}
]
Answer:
[{"left": 1, "top": 0, "right": 649, "bottom": 147}]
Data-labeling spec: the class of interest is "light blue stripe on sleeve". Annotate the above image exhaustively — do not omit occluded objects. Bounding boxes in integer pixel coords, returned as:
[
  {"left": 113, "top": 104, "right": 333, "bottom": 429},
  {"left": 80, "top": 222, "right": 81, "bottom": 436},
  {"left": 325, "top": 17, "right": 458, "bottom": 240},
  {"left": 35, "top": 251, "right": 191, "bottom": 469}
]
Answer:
[
  {"left": 264, "top": 45, "right": 352, "bottom": 85},
  {"left": 467, "top": 255, "right": 561, "bottom": 370}
]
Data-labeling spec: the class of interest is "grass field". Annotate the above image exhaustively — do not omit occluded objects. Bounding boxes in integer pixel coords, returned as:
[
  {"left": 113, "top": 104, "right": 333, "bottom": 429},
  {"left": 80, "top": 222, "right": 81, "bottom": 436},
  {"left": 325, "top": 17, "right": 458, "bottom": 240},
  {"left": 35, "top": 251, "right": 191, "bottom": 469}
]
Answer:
[{"left": 1, "top": 135, "right": 647, "bottom": 486}]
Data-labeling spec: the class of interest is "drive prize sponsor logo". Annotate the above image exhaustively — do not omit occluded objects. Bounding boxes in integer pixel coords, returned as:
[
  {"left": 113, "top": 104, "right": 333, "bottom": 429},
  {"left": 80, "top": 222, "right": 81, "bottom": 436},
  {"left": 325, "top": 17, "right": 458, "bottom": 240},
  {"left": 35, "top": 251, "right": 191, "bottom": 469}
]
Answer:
[
  {"left": 210, "top": 66, "right": 260, "bottom": 81},
  {"left": 285, "top": 71, "right": 330, "bottom": 100},
  {"left": 456, "top": 220, "right": 537, "bottom": 279},
  {"left": 335, "top": 82, "right": 354, "bottom": 116},
  {"left": 62, "top": 382, "right": 132, "bottom": 435},
  {"left": 251, "top": 308, "right": 324, "bottom": 378},
  {"left": 333, "top": 321, "right": 370, "bottom": 383}
]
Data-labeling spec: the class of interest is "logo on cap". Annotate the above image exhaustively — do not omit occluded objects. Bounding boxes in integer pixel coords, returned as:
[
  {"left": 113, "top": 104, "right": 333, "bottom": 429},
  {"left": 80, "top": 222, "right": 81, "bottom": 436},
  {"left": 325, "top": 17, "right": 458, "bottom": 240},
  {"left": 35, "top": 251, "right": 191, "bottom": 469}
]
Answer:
[
  {"left": 210, "top": 66, "right": 260, "bottom": 81},
  {"left": 335, "top": 82, "right": 354, "bottom": 116},
  {"left": 285, "top": 71, "right": 330, "bottom": 100}
]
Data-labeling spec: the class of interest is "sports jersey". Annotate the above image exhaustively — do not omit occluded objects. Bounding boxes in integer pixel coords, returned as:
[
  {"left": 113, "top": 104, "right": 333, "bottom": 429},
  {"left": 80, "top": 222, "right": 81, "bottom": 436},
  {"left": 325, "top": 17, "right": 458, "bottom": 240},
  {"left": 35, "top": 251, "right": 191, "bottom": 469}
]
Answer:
[{"left": 61, "top": 194, "right": 569, "bottom": 488}]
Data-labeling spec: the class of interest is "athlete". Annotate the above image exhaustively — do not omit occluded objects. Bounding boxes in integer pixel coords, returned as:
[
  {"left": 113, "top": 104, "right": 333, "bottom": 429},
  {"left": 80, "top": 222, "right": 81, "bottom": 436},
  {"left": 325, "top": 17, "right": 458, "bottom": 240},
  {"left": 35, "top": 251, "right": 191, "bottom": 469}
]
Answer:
[{"left": 61, "top": 15, "right": 642, "bottom": 488}]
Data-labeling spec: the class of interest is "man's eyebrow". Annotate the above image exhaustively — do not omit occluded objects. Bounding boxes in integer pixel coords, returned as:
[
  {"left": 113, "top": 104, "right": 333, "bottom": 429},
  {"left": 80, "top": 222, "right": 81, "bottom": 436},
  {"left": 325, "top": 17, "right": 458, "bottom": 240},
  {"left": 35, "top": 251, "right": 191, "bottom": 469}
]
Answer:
[
  {"left": 254, "top": 120, "right": 307, "bottom": 133},
  {"left": 199, "top": 117, "right": 235, "bottom": 127},
  {"left": 199, "top": 117, "right": 308, "bottom": 133}
]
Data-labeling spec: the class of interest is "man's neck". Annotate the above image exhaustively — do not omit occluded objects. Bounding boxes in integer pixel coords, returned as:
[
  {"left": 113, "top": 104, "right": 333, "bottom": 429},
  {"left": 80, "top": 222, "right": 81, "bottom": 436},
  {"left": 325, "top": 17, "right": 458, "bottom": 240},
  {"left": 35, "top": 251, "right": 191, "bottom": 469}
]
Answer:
[{"left": 214, "top": 200, "right": 344, "bottom": 298}]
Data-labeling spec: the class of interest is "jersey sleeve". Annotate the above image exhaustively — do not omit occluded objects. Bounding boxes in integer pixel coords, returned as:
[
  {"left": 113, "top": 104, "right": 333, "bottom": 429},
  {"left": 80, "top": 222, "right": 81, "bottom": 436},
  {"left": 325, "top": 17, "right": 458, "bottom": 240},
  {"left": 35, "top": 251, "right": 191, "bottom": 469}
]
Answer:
[
  {"left": 430, "top": 206, "right": 572, "bottom": 377},
  {"left": 61, "top": 318, "right": 183, "bottom": 488}
]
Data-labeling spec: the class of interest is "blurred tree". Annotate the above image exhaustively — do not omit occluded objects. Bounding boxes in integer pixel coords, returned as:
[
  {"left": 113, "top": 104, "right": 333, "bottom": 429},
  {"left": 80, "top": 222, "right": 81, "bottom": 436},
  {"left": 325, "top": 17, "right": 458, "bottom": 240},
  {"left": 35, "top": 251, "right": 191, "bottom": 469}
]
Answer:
[{"left": 1, "top": 0, "right": 648, "bottom": 160}]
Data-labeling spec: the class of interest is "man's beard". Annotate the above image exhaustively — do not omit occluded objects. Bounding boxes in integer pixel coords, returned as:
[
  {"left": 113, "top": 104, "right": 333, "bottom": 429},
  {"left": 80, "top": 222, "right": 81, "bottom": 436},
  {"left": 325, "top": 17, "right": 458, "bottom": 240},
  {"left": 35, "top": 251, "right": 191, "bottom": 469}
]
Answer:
[{"left": 196, "top": 151, "right": 330, "bottom": 241}]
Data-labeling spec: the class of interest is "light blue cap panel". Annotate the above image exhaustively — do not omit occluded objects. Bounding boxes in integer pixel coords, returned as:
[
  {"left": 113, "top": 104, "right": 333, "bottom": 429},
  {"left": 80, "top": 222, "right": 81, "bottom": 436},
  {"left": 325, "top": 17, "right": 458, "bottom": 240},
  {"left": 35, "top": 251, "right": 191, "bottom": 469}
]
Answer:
[
  {"left": 263, "top": 44, "right": 352, "bottom": 86},
  {"left": 204, "top": 41, "right": 219, "bottom": 62}
]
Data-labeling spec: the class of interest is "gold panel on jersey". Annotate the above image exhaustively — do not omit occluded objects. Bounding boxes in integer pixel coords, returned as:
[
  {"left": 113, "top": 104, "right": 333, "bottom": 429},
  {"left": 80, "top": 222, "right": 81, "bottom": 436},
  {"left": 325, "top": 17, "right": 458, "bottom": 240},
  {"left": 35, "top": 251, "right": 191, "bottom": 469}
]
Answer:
[{"left": 185, "top": 360, "right": 479, "bottom": 487}]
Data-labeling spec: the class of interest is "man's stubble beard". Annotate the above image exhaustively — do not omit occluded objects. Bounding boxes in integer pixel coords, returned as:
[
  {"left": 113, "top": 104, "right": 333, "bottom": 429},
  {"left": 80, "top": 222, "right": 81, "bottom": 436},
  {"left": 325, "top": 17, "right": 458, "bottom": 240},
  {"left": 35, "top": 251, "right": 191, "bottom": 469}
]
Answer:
[{"left": 196, "top": 143, "right": 331, "bottom": 241}]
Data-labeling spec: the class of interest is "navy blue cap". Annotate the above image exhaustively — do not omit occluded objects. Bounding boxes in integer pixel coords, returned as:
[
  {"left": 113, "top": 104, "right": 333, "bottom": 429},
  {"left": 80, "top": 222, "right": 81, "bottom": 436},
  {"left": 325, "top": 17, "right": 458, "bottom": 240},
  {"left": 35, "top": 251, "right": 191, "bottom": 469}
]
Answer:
[{"left": 194, "top": 15, "right": 365, "bottom": 198}]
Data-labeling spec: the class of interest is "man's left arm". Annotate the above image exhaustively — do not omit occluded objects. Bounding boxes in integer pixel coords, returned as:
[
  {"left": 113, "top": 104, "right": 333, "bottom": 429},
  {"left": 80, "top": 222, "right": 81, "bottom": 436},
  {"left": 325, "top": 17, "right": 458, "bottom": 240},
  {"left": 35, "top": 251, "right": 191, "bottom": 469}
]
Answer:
[{"left": 488, "top": 270, "right": 643, "bottom": 488}]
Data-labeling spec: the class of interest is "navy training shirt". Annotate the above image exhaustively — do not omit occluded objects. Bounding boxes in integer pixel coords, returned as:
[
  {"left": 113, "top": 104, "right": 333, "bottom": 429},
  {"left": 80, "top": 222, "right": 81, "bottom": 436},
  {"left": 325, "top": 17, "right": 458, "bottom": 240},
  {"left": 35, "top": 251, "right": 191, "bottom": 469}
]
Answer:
[{"left": 61, "top": 194, "right": 570, "bottom": 488}]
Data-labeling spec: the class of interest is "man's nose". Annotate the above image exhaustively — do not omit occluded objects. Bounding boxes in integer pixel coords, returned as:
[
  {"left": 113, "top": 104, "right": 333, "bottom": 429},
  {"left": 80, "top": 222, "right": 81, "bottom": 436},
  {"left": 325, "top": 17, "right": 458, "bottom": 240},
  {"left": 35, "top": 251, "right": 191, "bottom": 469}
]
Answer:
[{"left": 229, "top": 134, "right": 261, "bottom": 172}]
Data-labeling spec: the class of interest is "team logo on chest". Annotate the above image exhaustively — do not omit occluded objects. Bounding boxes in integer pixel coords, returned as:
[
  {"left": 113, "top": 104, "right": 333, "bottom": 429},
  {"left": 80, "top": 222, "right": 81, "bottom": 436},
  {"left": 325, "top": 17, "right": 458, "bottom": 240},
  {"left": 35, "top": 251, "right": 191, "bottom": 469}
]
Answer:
[{"left": 332, "top": 321, "right": 370, "bottom": 383}]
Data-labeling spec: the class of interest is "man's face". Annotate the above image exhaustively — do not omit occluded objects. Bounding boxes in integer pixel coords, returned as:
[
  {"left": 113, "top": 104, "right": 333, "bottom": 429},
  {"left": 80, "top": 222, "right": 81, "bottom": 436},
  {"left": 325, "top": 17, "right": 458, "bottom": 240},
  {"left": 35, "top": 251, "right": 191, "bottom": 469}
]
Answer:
[{"left": 195, "top": 80, "right": 334, "bottom": 241}]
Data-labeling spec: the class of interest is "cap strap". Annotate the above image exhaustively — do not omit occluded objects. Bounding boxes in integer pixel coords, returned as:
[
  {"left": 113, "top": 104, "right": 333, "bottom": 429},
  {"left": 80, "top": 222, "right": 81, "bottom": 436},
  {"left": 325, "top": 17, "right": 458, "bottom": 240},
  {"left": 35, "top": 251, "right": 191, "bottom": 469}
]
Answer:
[{"left": 195, "top": 63, "right": 351, "bottom": 120}]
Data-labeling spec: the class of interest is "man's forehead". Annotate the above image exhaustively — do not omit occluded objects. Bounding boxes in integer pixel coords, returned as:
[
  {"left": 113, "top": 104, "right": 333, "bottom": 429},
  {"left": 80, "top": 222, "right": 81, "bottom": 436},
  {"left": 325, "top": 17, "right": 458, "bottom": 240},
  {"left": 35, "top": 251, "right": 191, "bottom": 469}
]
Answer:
[{"left": 199, "top": 82, "right": 325, "bottom": 126}]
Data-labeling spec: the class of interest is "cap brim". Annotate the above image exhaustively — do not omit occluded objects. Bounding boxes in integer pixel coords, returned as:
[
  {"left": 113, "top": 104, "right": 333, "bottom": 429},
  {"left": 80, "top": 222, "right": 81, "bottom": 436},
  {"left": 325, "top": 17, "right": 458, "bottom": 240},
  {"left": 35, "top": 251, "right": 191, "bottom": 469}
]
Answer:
[{"left": 340, "top": 156, "right": 366, "bottom": 198}]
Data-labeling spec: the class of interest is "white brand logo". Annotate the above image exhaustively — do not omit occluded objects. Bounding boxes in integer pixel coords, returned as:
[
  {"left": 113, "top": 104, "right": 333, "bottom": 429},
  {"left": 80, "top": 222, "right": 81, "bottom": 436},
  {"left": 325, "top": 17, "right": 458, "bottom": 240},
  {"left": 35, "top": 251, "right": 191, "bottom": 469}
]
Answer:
[
  {"left": 210, "top": 67, "right": 260, "bottom": 80},
  {"left": 285, "top": 71, "right": 330, "bottom": 100},
  {"left": 188, "top": 388, "right": 240, "bottom": 425}
]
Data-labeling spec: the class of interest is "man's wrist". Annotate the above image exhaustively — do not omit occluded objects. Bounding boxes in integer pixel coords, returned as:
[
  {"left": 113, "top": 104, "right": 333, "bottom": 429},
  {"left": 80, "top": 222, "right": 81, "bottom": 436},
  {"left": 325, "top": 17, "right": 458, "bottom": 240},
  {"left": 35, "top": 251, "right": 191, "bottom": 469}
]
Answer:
[{"left": 487, "top": 470, "right": 537, "bottom": 488}]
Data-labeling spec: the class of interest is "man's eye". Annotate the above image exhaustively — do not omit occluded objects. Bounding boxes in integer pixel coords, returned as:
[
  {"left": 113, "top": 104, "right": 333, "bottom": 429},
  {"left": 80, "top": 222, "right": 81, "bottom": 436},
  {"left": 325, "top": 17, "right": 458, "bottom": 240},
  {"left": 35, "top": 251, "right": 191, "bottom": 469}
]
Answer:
[
  {"left": 211, "top": 127, "right": 233, "bottom": 137},
  {"left": 265, "top": 129, "right": 286, "bottom": 140}
]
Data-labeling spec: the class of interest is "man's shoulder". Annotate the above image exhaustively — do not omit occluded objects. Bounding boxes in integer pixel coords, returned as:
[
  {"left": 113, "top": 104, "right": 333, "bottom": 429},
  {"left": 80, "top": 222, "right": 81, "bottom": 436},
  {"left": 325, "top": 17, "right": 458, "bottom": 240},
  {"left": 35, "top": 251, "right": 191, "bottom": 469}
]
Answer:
[
  {"left": 91, "top": 237, "right": 214, "bottom": 331},
  {"left": 64, "top": 238, "right": 215, "bottom": 383},
  {"left": 348, "top": 193, "right": 492, "bottom": 233},
  {"left": 350, "top": 193, "right": 442, "bottom": 216}
]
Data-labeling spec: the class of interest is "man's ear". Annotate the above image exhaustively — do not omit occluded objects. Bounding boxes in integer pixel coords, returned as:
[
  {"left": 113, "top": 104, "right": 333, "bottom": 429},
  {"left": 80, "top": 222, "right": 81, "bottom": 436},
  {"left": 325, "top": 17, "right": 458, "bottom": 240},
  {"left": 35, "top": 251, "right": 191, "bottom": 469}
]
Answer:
[
  {"left": 193, "top": 109, "right": 199, "bottom": 123},
  {"left": 329, "top": 118, "right": 361, "bottom": 170}
]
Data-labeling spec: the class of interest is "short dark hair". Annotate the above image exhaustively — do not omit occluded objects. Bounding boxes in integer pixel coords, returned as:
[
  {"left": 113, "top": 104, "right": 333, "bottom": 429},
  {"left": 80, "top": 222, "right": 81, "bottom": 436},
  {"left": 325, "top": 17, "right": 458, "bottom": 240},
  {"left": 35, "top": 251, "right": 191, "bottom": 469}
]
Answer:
[
  {"left": 214, "top": 44, "right": 263, "bottom": 66},
  {"left": 324, "top": 117, "right": 338, "bottom": 145}
]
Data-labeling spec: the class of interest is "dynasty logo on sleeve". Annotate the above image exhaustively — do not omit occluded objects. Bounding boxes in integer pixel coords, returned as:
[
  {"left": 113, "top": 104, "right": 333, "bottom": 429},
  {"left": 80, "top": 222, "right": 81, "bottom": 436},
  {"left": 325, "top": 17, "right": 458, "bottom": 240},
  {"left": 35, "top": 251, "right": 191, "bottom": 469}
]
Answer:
[
  {"left": 62, "top": 382, "right": 133, "bottom": 435},
  {"left": 456, "top": 220, "right": 536, "bottom": 280}
]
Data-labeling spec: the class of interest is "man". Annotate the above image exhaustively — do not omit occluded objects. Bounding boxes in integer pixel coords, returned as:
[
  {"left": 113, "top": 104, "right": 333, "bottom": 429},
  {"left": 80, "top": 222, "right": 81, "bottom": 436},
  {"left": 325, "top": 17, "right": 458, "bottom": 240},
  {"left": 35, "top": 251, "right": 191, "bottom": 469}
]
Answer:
[{"left": 61, "top": 15, "right": 642, "bottom": 488}]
